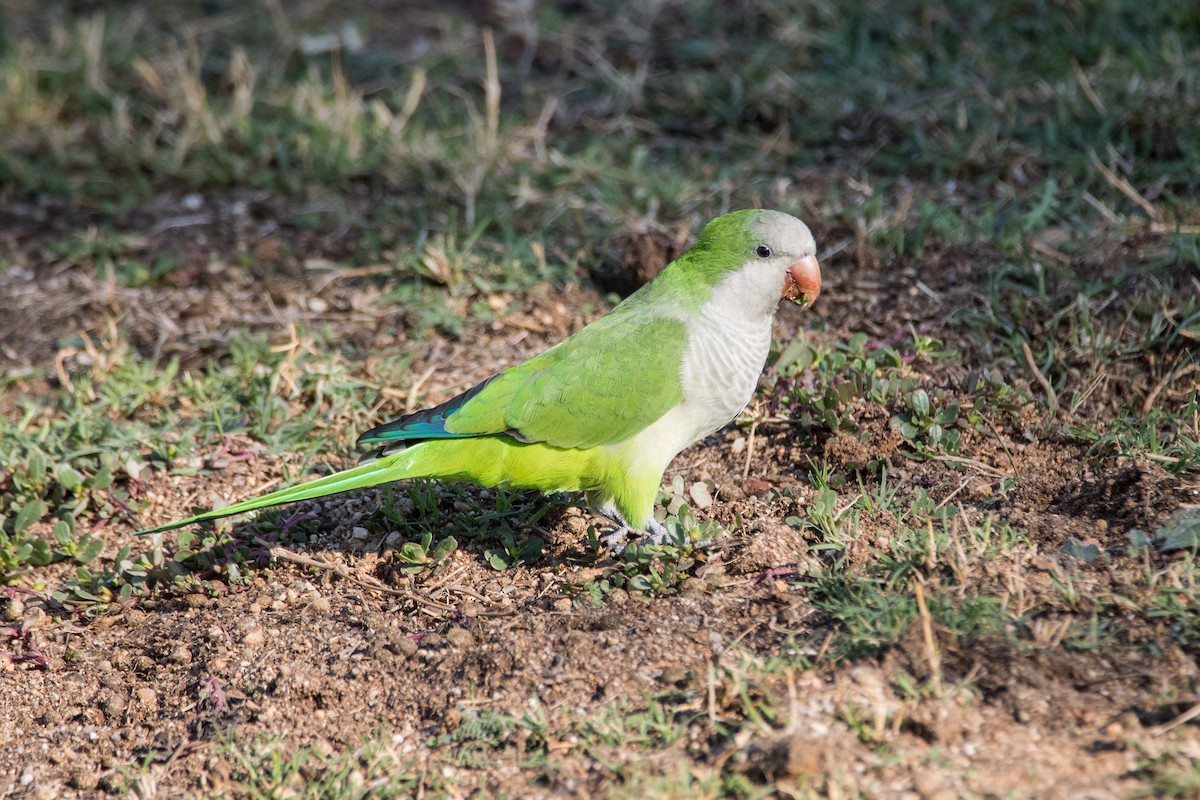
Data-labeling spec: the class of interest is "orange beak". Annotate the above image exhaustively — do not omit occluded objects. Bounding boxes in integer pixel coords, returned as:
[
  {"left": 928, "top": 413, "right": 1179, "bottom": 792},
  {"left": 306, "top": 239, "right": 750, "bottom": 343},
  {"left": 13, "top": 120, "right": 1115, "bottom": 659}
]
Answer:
[{"left": 782, "top": 254, "right": 821, "bottom": 307}]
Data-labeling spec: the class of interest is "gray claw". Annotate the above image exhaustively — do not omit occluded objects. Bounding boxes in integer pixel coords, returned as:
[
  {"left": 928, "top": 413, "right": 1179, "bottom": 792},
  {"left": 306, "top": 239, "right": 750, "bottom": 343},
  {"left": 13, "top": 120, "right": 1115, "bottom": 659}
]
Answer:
[
  {"left": 595, "top": 514, "right": 691, "bottom": 553},
  {"left": 643, "top": 517, "right": 673, "bottom": 546},
  {"left": 600, "top": 525, "right": 633, "bottom": 552}
]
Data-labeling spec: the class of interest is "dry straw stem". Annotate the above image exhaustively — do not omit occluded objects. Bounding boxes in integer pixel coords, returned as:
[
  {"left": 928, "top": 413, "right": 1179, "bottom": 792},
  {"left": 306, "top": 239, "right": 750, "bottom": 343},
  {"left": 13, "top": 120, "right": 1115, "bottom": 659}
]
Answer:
[
  {"left": 1021, "top": 341, "right": 1059, "bottom": 419},
  {"left": 455, "top": 28, "right": 502, "bottom": 228},
  {"left": 1149, "top": 701, "right": 1200, "bottom": 737},
  {"left": 742, "top": 417, "right": 759, "bottom": 481},
  {"left": 913, "top": 578, "right": 943, "bottom": 696},
  {"left": 1087, "top": 149, "right": 1163, "bottom": 224}
]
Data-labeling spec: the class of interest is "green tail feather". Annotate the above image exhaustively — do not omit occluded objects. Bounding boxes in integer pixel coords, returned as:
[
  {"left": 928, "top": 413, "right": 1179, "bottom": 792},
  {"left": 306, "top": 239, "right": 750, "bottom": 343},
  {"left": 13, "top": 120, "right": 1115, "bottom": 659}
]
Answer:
[{"left": 135, "top": 453, "right": 407, "bottom": 535}]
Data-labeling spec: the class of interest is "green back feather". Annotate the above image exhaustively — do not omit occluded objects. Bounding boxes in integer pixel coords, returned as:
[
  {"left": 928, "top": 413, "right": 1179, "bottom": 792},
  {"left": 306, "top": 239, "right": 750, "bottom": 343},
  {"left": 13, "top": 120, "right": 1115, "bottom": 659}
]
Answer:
[{"left": 444, "top": 313, "right": 686, "bottom": 448}]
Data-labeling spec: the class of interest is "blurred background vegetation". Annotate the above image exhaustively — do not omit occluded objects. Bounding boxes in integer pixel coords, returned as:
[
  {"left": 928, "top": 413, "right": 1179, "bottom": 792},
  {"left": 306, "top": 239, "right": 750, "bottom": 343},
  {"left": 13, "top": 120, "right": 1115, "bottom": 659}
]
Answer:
[{"left": 2, "top": 0, "right": 1196, "bottom": 272}]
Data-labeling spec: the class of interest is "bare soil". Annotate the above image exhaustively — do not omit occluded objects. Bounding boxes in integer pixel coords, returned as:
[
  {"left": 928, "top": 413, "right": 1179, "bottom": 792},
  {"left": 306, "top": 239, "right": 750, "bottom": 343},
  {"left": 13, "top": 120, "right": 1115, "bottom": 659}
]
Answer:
[{"left": 2, "top": 194, "right": 1198, "bottom": 798}]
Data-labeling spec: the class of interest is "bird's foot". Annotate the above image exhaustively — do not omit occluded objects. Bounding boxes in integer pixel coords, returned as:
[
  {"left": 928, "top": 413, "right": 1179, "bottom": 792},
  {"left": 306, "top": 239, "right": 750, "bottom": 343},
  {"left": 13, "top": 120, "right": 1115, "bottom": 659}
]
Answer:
[
  {"left": 621, "top": 518, "right": 691, "bottom": 551},
  {"left": 594, "top": 512, "right": 699, "bottom": 553},
  {"left": 593, "top": 503, "right": 644, "bottom": 553},
  {"left": 644, "top": 518, "right": 729, "bottom": 550},
  {"left": 642, "top": 517, "right": 677, "bottom": 546},
  {"left": 599, "top": 524, "right": 634, "bottom": 552},
  {"left": 599, "top": 521, "right": 681, "bottom": 553}
]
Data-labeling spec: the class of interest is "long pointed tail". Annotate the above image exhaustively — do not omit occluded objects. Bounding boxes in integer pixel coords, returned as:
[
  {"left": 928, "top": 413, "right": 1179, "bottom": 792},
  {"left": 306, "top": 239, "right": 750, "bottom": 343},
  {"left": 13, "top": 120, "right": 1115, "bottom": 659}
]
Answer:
[{"left": 135, "top": 452, "right": 410, "bottom": 535}]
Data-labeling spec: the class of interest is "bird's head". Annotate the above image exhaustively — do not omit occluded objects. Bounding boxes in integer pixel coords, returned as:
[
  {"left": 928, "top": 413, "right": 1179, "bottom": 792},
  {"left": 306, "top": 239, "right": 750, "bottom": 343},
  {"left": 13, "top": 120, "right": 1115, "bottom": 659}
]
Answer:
[{"left": 671, "top": 209, "right": 821, "bottom": 319}]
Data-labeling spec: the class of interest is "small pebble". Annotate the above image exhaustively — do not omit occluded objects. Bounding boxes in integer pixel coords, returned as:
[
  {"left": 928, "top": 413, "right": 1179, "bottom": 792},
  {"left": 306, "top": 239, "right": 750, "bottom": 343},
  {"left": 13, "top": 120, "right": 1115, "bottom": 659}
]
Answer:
[
  {"left": 5, "top": 597, "right": 25, "bottom": 621},
  {"left": 22, "top": 607, "right": 48, "bottom": 630},
  {"left": 745, "top": 477, "right": 771, "bottom": 495},
  {"left": 70, "top": 770, "right": 100, "bottom": 791},
  {"left": 309, "top": 596, "right": 332, "bottom": 615},
  {"left": 419, "top": 632, "right": 445, "bottom": 649},
  {"left": 445, "top": 627, "right": 475, "bottom": 648},
  {"left": 660, "top": 666, "right": 689, "bottom": 686},
  {"left": 969, "top": 478, "right": 993, "bottom": 498},
  {"left": 912, "top": 767, "right": 959, "bottom": 800},
  {"left": 136, "top": 688, "right": 159, "bottom": 710},
  {"left": 99, "top": 692, "right": 126, "bottom": 716},
  {"left": 242, "top": 628, "right": 266, "bottom": 648}
]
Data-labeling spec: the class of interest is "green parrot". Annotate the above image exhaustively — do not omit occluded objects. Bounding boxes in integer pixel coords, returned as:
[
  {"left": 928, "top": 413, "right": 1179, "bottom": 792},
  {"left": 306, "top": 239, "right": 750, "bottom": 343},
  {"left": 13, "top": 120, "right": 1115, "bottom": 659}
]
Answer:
[{"left": 138, "top": 209, "right": 821, "bottom": 544}]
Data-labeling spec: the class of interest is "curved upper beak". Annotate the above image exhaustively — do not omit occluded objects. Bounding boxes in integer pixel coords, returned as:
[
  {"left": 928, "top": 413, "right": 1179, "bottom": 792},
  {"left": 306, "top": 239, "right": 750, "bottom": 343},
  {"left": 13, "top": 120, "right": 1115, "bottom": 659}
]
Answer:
[{"left": 782, "top": 254, "right": 821, "bottom": 307}]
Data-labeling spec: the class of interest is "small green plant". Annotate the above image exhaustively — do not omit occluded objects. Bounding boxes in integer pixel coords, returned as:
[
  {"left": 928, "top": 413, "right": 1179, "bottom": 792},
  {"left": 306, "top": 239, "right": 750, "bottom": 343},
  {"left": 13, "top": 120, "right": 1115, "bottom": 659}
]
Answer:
[
  {"left": 889, "top": 388, "right": 962, "bottom": 457},
  {"left": 654, "top": 475, "right": 725, "bottom": 545},
  {"left": 429, "top": 705, "right": 549, "bottom": 769},
  {"left": 0, "top": 502, "right": 53, "bottom": 582},
  {"left": 47, "top": 525, "right": 271, "bottom": 615},
  {"left": 0, "top": 447, "right": 119, "bottom": 549},
  {"left": 773, "top": 331, "right": 972, "bottom": 465},
  {"left": 483, "top": 528, "right": 543, "bottom": 570},
  {"left": 775, "top": 333, "right": 915, "bottom": 436},
  {"left": 394, "top": 531, "right": 458, "bottom": 574},
  {"left": 804, "top": 487, "right": 842, "bottom": 540},
  {"left": 0, "top": 471, "right": 116, "bottom": 585},
  {"left": 1149, "top": 509, "right": 1200, "bottom": 554},
  {"left": 613, "top": 542, "right": 695, "bottom": 595},
  {"left": 52, "top": 229, "right": 185, "bottom": 287},
  {"left": 50, "top": 518, "right": 104, "bottom": 564},
  {"left": 219, "top": 731, "right": 420, "bottom": 800},
  {"left": 1071, "top": 393, "right": 1200, "bottom": 475},
  {"left": 579, "top": 576, "right": 620, "bottom": 606},
  {"left": 1129, "top": 747, "right": 1200, "bottom": 798}
]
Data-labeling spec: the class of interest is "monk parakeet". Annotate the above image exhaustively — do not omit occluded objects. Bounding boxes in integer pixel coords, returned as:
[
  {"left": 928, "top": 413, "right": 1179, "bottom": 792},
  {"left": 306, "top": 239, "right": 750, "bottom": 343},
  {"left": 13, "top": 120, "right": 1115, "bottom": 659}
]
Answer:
[{"left": 139, "top": 209, "right": 821, "bottom": 544}]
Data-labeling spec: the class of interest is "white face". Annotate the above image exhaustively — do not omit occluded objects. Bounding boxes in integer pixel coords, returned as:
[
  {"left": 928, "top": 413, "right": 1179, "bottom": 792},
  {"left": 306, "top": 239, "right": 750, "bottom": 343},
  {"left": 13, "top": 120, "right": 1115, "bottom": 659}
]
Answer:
[{"left": 720, "top": 211, "right": 820, "bottom": 320}]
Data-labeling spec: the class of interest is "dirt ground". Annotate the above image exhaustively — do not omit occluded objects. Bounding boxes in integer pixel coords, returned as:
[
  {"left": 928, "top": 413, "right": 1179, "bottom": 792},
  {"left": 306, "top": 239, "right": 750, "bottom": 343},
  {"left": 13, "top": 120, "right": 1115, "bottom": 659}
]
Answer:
[{"left": 2, "top": 187, "right": 1199, "bottom": 800}]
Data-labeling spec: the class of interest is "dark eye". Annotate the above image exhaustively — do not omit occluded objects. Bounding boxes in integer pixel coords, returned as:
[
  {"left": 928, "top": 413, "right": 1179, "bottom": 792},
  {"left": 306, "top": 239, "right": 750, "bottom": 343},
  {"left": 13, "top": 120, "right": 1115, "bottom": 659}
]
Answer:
[{"left": 755, "top": 245, "right": 773, "bottom": 258}]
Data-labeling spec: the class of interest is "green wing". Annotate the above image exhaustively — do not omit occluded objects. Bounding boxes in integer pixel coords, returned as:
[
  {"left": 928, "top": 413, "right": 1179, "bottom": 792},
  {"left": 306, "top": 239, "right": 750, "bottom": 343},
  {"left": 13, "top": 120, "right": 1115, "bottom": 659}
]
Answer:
[{"left": 442, "top": 313, "right": 687, "bottom": 449}]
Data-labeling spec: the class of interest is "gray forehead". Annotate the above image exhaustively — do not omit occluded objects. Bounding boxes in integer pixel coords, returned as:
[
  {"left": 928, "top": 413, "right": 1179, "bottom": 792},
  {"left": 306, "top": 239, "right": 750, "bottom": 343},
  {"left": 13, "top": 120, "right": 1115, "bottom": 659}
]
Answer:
[{"left": 748, "top": 211, "right": 815, "bottom": 254}]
